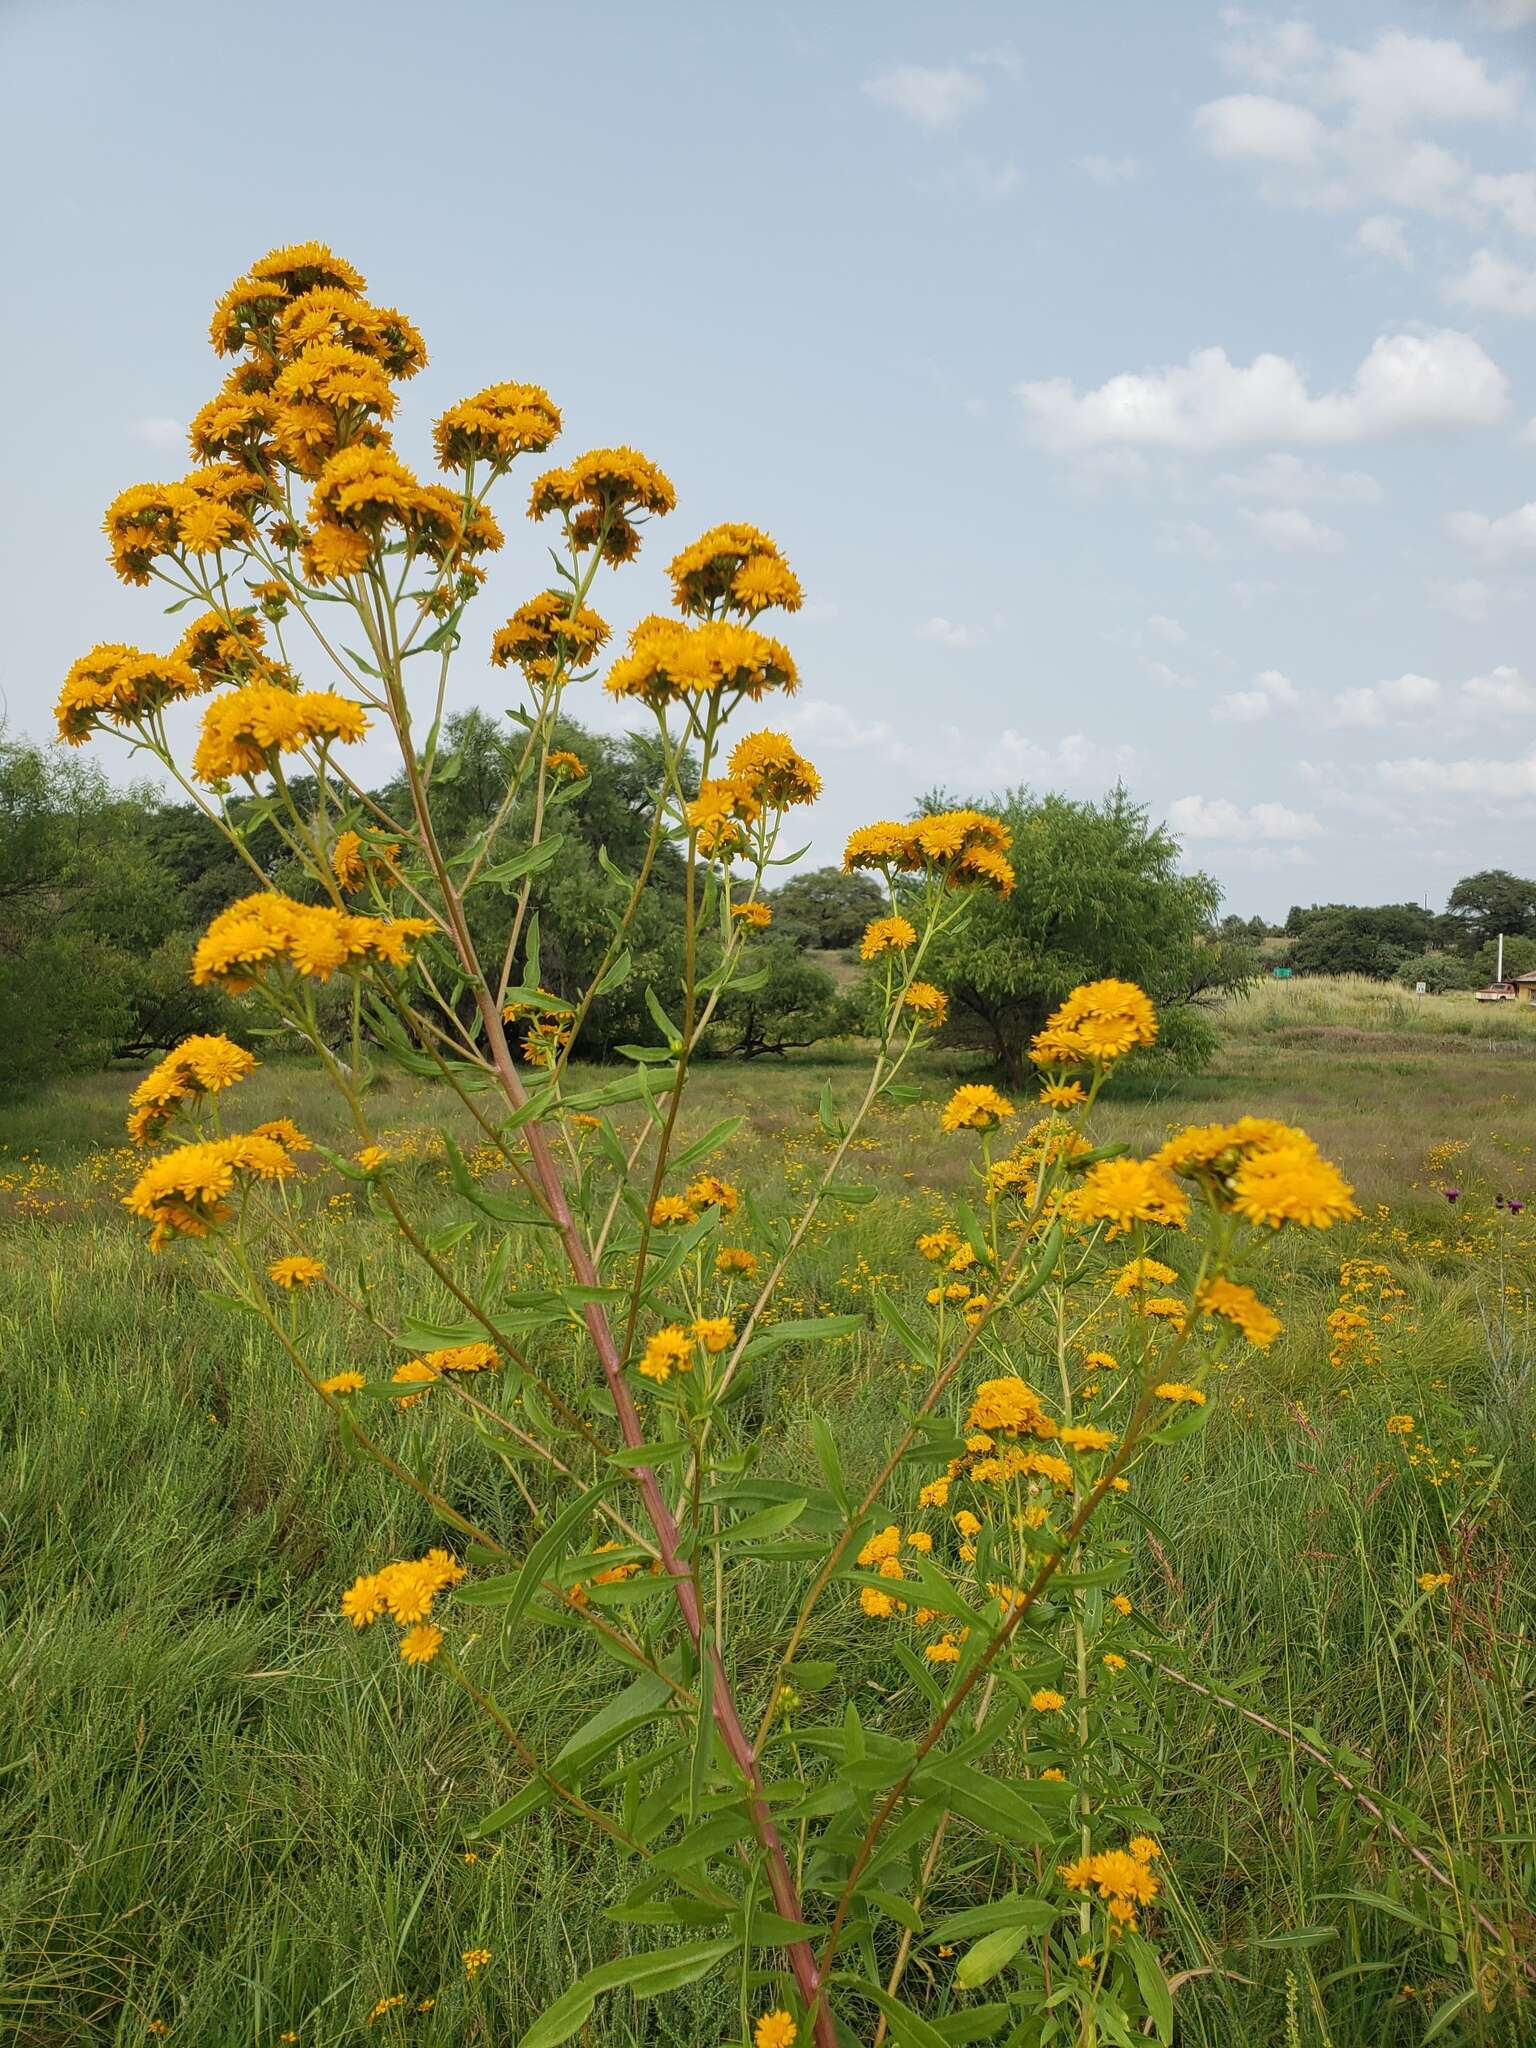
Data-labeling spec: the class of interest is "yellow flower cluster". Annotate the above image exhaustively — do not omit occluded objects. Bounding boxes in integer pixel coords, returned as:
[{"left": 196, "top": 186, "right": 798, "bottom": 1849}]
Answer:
[
  {"left": 1153, "top": 1117, "right": 1358, "bottom": 1230},
  {"left": 191, "top": 893, "right": 434, "bottom": 992},
  {"left": 844, "top": 809, "right": 1014, "bottom": 896},
  {"left": 1196, "top": 1276, "right": 1283, "bottom": 1349},
  {"left": 940, "top": 1084, "right": 1015, "bottom": 1134},
  {"left": 966, "top": 1376, "right": 1055, "bottom": 1439},
  {"left": 341, "top": 1546, "right": 466, "bottom": 1664},
  {"left": 126, "top": 1033, "right": 257, "bottom": 1146},
  {"left": 605, "top": 615, "right": 798, "bottom": 710},
  {"left": 1030, "top": 979, "right": 1158, "bottom": 1072},
  {"left": 56, "top": 641, "right": 212, "bottom": 744},
  {"left": 386, "top": 1342, "right": 500, "bottom": 1406},
  {"left": 490, "top": 592, "right": 611, "bottom": 681},
  {"left": 1067, "top": 1158, "right": 1191, "bottom": 1239},
  {"left": 683, "top": 732, "right": 821, "bottom": 856},
  {"left": 669, "top": 523, "right": 803, "bottom": 619},
  {"left": 123, "top": 1130, "right": 299, "bottom": 1250},
  {"left": 860, "top": 914, "right": 916, "bottom": 960},
  {"left": 1059, "top": 1839, "right": 1162, "bottom": 1928},
  {"left": 649, "top": 1174, "right": 740, "bottom": 1226},
  {"left": 433, "top": 381, "right": 561, "bottom": 470},
  {"left": 732, "top": 899, "right": 773, "bottom": 929},
  {"left": 637, "top": 1316, "right": 737, "bottom": 1382},
  {"left": 903, "top": 981, "right": 948, "bottom": 1026},
  {"left": 192, "top": 683, "right": 369, "bottom": 783},
  {"left": 102, "top": 466, "right": 271, "bottom": 584},
  {"left": 331, "top": 829, "right": 398, "bottom": 893},
  {"left": 754, "top": 2011, "right": 798, "bottom": 2048},
  {"left": 529, "top": 446, "right": 676, "bottom": 562}
]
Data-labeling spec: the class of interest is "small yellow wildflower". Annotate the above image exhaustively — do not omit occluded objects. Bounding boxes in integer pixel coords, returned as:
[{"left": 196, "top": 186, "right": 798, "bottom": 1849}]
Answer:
[
  {"left": 1030, "top": 1688, "right": 1066, "bottom": 1712},
  {"left": 400, "top": 1623, "right": 444, "bottom": 1665},
  {"left": 754, "top": 2013, "right": 797, "bottom": 2048},
  {"left": 462, "top": 1947, "right": 492, "bottom": 1977}
]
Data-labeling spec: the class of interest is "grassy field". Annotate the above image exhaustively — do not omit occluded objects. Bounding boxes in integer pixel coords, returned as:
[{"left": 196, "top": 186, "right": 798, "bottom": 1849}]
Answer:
[{"left": 3, "top": 979, "right": 1534, "bottom": 2047}]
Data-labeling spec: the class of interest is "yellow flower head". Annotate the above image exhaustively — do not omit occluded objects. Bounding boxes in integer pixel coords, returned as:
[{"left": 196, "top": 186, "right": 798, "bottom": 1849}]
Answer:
[
  {"left": 1030, "top": 1688, "right": 1066, "bottom": 1712},
  {"left": 727, "top": 729, "right": 821, "bottom": 808},
  {"left": 690, "top": 1315, "right": 736, "bottom": 1355},
  {"left": 433, "top": 381, "right": 561, "bottom": 470},
  {"left": 754, "top": 2010, "right": 799, "bottom": 2048},
  {"left": 940, "top": 1084, "right": 1015, "bottom": 1135},
  {"left": 1154, "top": 1381, "right": 1206, "bottom": 1407},
  {"left": 1196, "top": 1276, "right": 1283, "bottom": 1349},
  {"left": 1068, "top": 1158, "right": 1190, "bottom": 1239},
  {"left": 399, "top": 1623, "right": 444, "bottom": 1665},
  {"left": 902, "top": 981, "right": 949, "bottom": 1027},
  {"left": 669, "top": 523, "right": 803, "bottom": 618},
  {"left": 639, "top": 1326, "right": 693, "bottom": 1383},
  {"left": 269, "top": 1255, "right": 324, "bottom": 1289},
  {"left": 731, "top": 899, "right": 773, "bottom": 928},
  {"left": 966, "top": 1376, "right": 1052, "bottom": 1439},
  {"left": 860, "top": 914, "right": 917, "bottom": 960},
  {"left": 715, "top": 1245, "right": 760, "bottom": 1278},
  {"left": 490, "top": 592, "right": 610, "bottom": 677},
  {"left": 605, "top": 615, "right": 797, "bottom": 709}
]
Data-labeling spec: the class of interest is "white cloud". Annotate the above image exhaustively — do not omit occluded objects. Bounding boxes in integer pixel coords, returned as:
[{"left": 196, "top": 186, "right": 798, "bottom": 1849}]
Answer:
[
  {"left": 1216, "top": 452, "right": 1382, "bottom": 503},
  {"left": 863, "top": 64, "right": 985, "bottom": 130},
  {"left": 1196, "top": 93, "right": 1326, "bottom": 170},
  {"left": 1016, "top": 330, "right": 1508, "bottom": 451},
  {"left": 1241, "top": 506, "right": 1344, "bottom": 552},
  {"left": 1461, "top": 665, "right": 1536, "bottom": 718},
  {"left": 1214, "top": 668, "right": 1300, "bottom": 722},
  {"left": 1078, "top": 153, "right": 1141, "bottom": 186},
  {"left": 1447, "top": 500, "right": 1536, "bottom": 563},
  {"left": 1156, "top": 519, "right": 1225, "bottom": 560},
  {"left": 918, "top": 615, "right": 987, "bottom": 649},
  {"left": 1354, "top": 214, "right": 1412, "bottom": 266},
  {"left": 130, "top": 416, "right": 183, "bottom": 450},
  {"left": 1168, "top": 796, "right": 1324, "bottom": 841},
  {"left": 1379, "top": 751, "right": 1536, "bottom": 799},
  {"left": 1199, "top": 28, "right": 1522, "bottom": 223},
  {"left": 1328, "top": 672, "right": 1442, "bottom": 726},
  {"left": 1146, "top": 613, "right": 1187, "bottom": 645},
  {"left": 1444, "top": 248, "right": 1536, "bottom": 317}
]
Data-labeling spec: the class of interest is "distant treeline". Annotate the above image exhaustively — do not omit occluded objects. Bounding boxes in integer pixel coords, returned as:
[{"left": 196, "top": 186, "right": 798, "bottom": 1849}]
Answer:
[
  {"left": 1219, "top": 872, "right": 1536, "bottom": 990},
  {"left": 2, "top": 715, "right": 1258, "bottom": 1084}
]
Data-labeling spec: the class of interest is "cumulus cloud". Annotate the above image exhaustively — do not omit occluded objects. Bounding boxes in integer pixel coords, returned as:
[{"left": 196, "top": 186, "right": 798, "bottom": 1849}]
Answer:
[
  {"left": 1197, "top": 27, "right": 1523, "bottom": 224},
  {"left": 918, "top": 615, "right": 987, "bottom": 649},
  {"left": 1241, "top": 506, "right": 1345, "bottom": 552},
  {"left": 996, "top": 731, "right": 1136, "bottom": 785},
  {"left": 863, "top": 63, "right": 985, "bottom": 130},
  {"left": 1447, "top": 500, "right": 1536, "bottom": 563},
  {"left": 1146, "top": 613, "right": 1187, "bottom": 645},
  {"left": 1168, "top": 796, "right": 1324, "bottom": 841},
  {"left": 1461, "top": 665, "right": 1536, "bottom": 718},
  {"left": 1213, "top": 669, "right": 1299, "bottom": 722},
  {"left": 1444, "top": 248, "right": 1536, "bottom": 317},
  {"left": 1216, "top": 452, "right": 1382, "bottom": 503},
  {"left": 1015, "top": 330, "right": 1507, "bottom": 451},
  {"left": 1146, "top": 659, "right": 1199, "bottom": 691},
  {"left": 1379, "top": 750, "right": 1536, "bottom": 798},
  {"left": 1328, "top": 672, "right": 1441, "bottom": 726}
]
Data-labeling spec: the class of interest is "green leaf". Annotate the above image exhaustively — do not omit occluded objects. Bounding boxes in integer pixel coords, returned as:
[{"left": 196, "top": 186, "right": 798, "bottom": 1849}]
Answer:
[
  {"left": 742, "top": 1314, "right": 861, "bottom": 1359},
  {"left": 455, "top": 1476, "right": 614, "bottom": 1624},
  {"left": 644, "top": 984, "right": 683, "bottom": 1049},
  {"left": 956, "top": 1923, "right": 1032, "bottom": 1989},
  {"left": 596, "top": 948, "right": 633, "bottom": 995},
  {"left": 480, "top": 836, "right": 564, "bottom": 891},
  {"left": 928, "top": 1894, "right": 1058, "bottom": 1946},
  {"left": 688, "top": 1635, "right": 716, "bottom": 1823},
  {"left": 550, "top": 1668, "right": 677, "bottom": 1778},
  {"left": 704, "top": 1497, "right": 808, "bottom": 1547},
  {"left": 1124, "top": 1931, "right": 1173, "bottom": 2043},
  {"left": 930, "top": 2006, "right": 1011, "bottom": 2043},
  {"left": 516, "top": 1937, "right": 737, "bottom": 2048},
  {"left": 809, "top": 1414, "right": 848, "bottom": 1510},
  {"left": 874, "top": 1288, "right": 935, "bottom": 1368},
  {"left": 839, "top": 1982, "right": 949, "bottom": 2048}
]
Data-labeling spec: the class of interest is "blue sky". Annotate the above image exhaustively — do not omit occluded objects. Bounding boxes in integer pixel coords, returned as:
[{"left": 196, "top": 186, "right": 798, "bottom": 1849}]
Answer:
[{"left": 4, "top": 0, "right": 1536, "bottom": 919}]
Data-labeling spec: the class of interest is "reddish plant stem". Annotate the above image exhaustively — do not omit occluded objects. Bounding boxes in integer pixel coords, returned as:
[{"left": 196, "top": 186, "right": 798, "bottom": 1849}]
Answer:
[{"left": 475, "top": 996, "right": 836, "bottom": 2043}]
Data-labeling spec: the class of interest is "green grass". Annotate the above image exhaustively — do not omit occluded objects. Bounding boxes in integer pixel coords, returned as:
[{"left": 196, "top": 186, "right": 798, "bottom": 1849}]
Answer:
[{"left": 3, "top": 991, "right": 1534, "bottom": 2046}]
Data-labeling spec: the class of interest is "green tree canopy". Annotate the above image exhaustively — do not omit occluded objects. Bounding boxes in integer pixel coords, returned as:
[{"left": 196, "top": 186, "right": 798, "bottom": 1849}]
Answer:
[
  {"left": 915, "top": 786, "right": 1250, "bottom": 1079},
  {"left": 768, "top": 867, "right": 888, "bottom": 950},
  {"left": 1446, "top": 868, "right": 1536, "bottom": 950}
]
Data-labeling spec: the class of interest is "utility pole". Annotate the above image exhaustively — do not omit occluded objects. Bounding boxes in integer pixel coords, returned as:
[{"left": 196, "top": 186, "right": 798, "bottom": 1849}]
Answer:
[{"left": 1498, "top": 932, "right": 1505, "bottom": 983}]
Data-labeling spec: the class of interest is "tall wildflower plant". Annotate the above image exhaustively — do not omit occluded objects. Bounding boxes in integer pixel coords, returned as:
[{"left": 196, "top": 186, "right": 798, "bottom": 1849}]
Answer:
[{"left": 66, "top": 244, "right": 1365, "bottom": 2047}]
